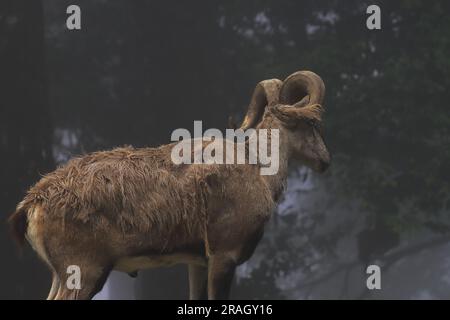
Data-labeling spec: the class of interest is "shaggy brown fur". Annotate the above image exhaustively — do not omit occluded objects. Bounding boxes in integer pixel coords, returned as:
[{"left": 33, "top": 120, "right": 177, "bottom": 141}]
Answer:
[{"left": 9, "top": 70, "right": 330, "bottom": 300}]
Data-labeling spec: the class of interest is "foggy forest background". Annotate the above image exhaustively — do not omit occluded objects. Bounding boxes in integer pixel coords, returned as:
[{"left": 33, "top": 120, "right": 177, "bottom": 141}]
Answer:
[{"left": 1, "top": 0, "right": 450, "bottom": 299}]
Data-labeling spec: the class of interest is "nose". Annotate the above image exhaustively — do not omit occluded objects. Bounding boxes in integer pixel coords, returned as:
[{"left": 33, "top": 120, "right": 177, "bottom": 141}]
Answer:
[{"left": 318, "top": 159, "right": 330, "bottom": 173}]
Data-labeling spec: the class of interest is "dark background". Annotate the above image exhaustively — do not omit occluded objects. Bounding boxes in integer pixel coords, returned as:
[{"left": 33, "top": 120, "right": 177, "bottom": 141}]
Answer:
[{"left": 1, "top": 0, "right": 450, "bottom": 299}]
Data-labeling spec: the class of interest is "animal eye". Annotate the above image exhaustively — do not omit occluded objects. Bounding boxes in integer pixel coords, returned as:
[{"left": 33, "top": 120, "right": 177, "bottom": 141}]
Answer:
[
  {"left": 307, "top": 119, "right": 323, "bottom": 133},
  {"left": 306, "top": 119, "right": 317, "bottom": 127}
]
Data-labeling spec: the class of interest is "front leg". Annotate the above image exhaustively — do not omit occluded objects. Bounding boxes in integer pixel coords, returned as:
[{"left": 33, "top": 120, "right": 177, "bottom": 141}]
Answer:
[
  {"left": 207, "top": 254, "right": 236, "bottom": 300},
  {"left": 188, "top": 264, "right": 208, "bottom": 300}
]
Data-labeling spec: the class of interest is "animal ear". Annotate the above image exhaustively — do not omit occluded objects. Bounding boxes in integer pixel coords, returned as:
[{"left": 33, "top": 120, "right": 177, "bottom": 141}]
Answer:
[{"left": 270, "top": 105, "right": 299, "bottom": 127}]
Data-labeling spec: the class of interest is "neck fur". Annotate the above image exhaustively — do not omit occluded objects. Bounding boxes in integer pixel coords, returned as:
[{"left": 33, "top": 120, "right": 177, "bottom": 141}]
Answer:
[{"left": 256, "top": 112, "right": 290, "bottom": 202}]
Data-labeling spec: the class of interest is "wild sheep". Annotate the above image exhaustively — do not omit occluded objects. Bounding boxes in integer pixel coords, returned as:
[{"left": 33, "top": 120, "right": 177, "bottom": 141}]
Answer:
[{"left": 9, "top": 70, "right": 330, "bottom": 300}]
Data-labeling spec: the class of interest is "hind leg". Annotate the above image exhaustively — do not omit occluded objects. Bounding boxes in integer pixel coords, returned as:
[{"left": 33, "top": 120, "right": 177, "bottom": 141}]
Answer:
[{"left": 54, "top": 263, "right": 111, "bottom": 300}]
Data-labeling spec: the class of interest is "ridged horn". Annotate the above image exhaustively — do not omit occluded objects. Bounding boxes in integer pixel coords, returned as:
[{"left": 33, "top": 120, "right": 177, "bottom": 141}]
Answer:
[
  {"left": 240, "top": 79, "right": 282, "bottom": 130},
  {"left": 279, "top": 71, "right": 325, "bottom": 108}
]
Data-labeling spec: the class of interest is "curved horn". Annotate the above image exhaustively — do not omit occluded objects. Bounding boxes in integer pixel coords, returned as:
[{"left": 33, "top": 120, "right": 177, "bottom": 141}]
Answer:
[
  {"left": 279, "top": 71, "right": 325, "bottom": 108},
  {"left": 240, "top": 79, "right": 282, "bottom": 130}
]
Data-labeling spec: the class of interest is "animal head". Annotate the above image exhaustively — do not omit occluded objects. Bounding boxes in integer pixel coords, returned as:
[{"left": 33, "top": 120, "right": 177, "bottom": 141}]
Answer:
[{"left": 240, "top": 70, "right": 330, "bottom": 173}]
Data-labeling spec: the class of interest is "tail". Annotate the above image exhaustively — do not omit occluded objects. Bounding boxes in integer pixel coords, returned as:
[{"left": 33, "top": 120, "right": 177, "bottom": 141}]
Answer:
[{"left": 8, "top": 205, "right": 29, "bottom": 247}]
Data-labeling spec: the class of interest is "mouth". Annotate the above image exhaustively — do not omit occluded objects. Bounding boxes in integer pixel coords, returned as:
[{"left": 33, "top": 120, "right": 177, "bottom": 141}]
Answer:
[{"left": 315, "top": 159, "right": 330, "bottom": 173}]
